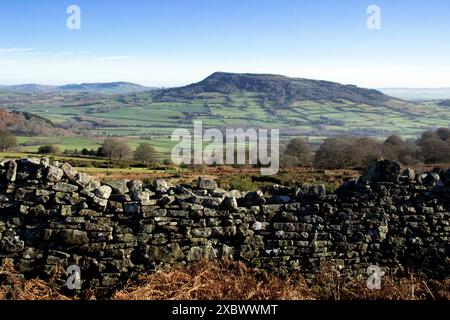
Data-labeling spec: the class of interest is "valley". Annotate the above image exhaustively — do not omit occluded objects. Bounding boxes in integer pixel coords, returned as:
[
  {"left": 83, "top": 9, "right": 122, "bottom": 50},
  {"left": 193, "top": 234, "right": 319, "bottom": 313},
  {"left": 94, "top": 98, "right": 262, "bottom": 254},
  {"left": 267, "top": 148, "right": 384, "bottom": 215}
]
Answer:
[{"left": 1, "top": 72, "right": 450, "bottom": 156}]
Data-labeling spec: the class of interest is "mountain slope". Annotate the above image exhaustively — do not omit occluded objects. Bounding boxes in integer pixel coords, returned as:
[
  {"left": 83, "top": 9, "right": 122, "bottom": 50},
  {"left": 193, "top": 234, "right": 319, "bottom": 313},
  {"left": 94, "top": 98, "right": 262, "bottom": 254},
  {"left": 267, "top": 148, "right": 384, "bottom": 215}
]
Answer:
[
  {"left": 0, "top": 84, "right": 57, "bottom": 93},
  {"left": 0, "top": 109, "right": 72, "bottom": 136},
  {"left": 154, "top": 72, "right": 392, "bottom": 105}
]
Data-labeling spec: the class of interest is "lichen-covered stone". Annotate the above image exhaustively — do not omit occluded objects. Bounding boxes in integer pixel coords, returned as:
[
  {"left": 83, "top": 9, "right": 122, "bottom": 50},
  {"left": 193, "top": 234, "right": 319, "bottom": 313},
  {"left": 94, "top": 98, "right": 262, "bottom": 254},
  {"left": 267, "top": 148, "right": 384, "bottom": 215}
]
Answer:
[
  {"left": 46, "top": 165, "right": 64, "bottom": 182},
  {"left": 95, "top": 185, "right": 112, "bottom": 200},
  {"left": 197, "top": 177, "right": 218, "bottom": 190},
  {"left": 0, "top": 235, "right": 25, "bottom": 253},
  {"left": 106, "top": 180, "right": 129, "bottom": 194},
  {"left": 5, "top": 160, "right": 17, "bottom": 182},
  {"left": 53, "top": 182, "right": 78, "bottom": 193},
  {"left": 61, "top": 230, "right": 89, "bottom": 245}
]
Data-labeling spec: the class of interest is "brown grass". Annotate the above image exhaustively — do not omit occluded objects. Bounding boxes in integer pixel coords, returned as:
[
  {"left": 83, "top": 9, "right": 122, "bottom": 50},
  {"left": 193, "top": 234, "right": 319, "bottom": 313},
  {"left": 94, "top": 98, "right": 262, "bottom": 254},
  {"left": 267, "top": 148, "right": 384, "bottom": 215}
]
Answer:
[
  {"left": 311, "top": 263, "right": 450, "bottom": 300},
  {"left": 0, "top": 260, "right": 70, "bottom": 300},
  {"left": 1, "top": 260, "right": 449, "bottom": 300},
  {"left": 113, "top": 260, "right": 315, "bottom": 300}
]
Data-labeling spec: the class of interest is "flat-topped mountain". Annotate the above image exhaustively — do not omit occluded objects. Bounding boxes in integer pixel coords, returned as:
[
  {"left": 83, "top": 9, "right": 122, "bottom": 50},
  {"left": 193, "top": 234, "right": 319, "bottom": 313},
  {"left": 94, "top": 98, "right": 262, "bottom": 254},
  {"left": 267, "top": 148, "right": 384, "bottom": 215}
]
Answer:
[{"left": 154, "top": 72, "right": 392, "bottom": 105}]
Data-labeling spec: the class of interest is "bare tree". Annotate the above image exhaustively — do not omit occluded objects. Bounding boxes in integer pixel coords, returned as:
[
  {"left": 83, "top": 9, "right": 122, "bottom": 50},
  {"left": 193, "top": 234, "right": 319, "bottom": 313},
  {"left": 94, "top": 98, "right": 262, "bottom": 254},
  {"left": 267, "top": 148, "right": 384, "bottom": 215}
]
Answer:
[
  {"left": 102, "top": 138, "right": 131, "bottom": 160},
  {"left": 349, "top": 137, "right": 382, "bottom": 167},
  {"left": 133, "top": 143, "right": 157, "bottom": 163},
  {"left": 314, "top": 136, "right": 355, "bottom": 169},
  {"left": 382, "top": 135, "right": 420, "bottom": 165},
  {"left": 0, "top": 130, "right": 17, "bottom": 152},
  {"left": 282, "top": 138, "right": 312, "bottom": 167}
]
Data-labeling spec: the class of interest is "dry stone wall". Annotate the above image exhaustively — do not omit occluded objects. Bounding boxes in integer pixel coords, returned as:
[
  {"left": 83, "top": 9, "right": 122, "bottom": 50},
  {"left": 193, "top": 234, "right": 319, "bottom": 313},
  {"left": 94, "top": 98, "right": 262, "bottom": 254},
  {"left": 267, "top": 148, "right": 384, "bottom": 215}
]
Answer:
[{"left": 0, "top": 158, "right": 449, "bottom": 294}]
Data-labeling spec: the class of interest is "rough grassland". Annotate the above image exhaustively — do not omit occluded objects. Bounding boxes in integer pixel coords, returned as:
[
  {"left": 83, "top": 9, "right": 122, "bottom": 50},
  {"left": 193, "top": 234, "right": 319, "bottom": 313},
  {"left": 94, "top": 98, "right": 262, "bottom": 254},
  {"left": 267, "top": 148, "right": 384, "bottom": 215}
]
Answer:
[{"left": 1, "top": 260, "right": 449, "bottom": 300}]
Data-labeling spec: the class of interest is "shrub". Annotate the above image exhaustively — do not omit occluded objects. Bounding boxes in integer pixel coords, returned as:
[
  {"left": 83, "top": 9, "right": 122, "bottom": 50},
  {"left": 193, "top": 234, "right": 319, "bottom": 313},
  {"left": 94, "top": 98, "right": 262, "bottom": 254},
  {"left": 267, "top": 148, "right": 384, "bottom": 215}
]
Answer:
[
  {"left": 224, "top": 176, "right": 258, "bottom": 191},
  {"left": 0, "top": 130, "right": 17, "bottom": 152},
  {"left": 281, "top": 138, "right": 312, "bottom": 167},
  {"left": 133, "top": 143, "right": 157, "bottom": 163},
  {"left": 38, "top": 144, "right": 60, "bottom": 155},
  {"left": 101, "top": 138, "right": 131, "bottom": 160},
  {"left": 314, "top": 136, "right": 355, "bottom": 169}
]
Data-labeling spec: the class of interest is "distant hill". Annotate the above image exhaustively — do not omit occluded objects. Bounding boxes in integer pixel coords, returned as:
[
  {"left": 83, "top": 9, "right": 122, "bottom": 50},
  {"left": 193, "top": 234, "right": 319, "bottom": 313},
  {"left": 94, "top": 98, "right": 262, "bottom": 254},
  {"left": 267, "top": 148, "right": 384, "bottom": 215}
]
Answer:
[
  {"left": 438, "top": 100, "right": 450, "bottom": 107},
  {"left": 0, "top": 84, "right": 57, "bottom": 93},
  {"left": 0, "top": 109, "right": 72, "bottom": 136},
  {"left": 0, "top": 82, "right": 155, "bottom": 94},
  {"left": 58, "top": 82, "right": 155, "bottom": 94},
  {"left": 379, "top": 88, "right": 450, "bottom": 101},
  {"left": 154, "top": 72, "right": 392, "bottom": 105}
]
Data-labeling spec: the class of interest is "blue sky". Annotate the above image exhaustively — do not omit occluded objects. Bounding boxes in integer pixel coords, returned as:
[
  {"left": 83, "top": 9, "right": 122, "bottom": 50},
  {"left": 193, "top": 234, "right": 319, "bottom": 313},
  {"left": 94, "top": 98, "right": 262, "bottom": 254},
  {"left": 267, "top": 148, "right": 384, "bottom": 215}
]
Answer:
[{"left": 0, "top": 0, "right": 449, "bottom": 87}]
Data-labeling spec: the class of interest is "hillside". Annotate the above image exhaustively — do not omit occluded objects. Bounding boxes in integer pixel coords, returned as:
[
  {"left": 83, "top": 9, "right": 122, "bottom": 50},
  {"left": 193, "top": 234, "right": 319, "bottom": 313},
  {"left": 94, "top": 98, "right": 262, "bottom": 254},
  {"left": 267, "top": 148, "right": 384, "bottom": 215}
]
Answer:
[
  {"left": 2, "top": 72, "right": 450, "bottom": 153},
  {"left": 0, "top": 82, "right": 155, "bottom": 94},
  {"left": 0, "top": 108, "right": 72, "bottom": 136},
  {"left": 58, "top": 82, "right": 154, "bottom": 94},
  {"left": 154, "top": 72, "right": 391, "bottom": 105},
  {"left": 0, "top": 84, "right": 57, "bottom": 93}
]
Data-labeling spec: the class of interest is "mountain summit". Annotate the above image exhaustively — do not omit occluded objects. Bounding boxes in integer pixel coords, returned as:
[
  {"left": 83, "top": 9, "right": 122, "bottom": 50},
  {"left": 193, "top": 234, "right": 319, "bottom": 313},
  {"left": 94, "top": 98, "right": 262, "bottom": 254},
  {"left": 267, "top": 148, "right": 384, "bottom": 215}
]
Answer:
[{"left": 154, "top": 72, "right": 392, "bottom": 105}]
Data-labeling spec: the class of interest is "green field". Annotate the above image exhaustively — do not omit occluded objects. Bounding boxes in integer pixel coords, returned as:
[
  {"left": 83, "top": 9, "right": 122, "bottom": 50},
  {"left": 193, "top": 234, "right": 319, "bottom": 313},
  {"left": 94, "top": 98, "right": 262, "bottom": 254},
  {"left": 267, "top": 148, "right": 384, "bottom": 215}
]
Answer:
[{"left": 2, "top": 86, "right": 450, "bottom": 156}]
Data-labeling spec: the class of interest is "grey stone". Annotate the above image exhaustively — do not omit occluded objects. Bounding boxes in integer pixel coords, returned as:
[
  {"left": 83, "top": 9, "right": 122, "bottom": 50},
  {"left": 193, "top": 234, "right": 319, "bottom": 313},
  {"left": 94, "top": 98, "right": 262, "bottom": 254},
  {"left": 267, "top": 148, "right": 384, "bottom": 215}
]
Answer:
[
  {"left": 243, "top": 190, "right": 266, "bottom": 205},
  {"left": 197, "top": 177, "right": 218, "bottom": 190},
  {"left": 92, "top": 196, "right": 108, "bottom": 209},
  {"left": 359, "top": 159, "right": 401, "bottom": 184},
  {"left": 74, "top": 173, "right": 91, "bottom": 187},
  {"left": 61, "top": 230, "right": 89, "bottom": 245},
  {"left": 153, "top": 179, "right": 173, "bottom": 192},
  {"left": 95, "top": 185, "right": 113, "bottom": 199},
  {"left": 5, "top": 160, "right": 17, "bottom": 181},
  {"left": 186, "top": 245, "right": 217, "bottom": 261},
  {"left": 46, "top": 165, "right": 64, "bottom": 182},
  {"left": 158, "top": 195, "right": 175, "bottom": 206},
  {"left": 132, "top": 191, "right": 150, "bottom": 201},
  {"left": 127, "top": 180, "right": 143, "bottom": 193},
  {"left": 222, "top": 196, "right": 238, "bottom": 210},
  {"left": 61, "top": 163, "right": 78, "bottom": 179},
  {"left": 402, "top": 168, "right": 416, "bottom": 181},
  {"left": 124, "top": 202, "right": 140, "bottom": 214},
  {"left": 53, "top": 182, "right": 79, "bottom": 193},
  {"left": 270, "top": 195, "right": 291, "bottom": 204},
  {"left": 191, "top": 228, "right": 213, "bottom": 238},
  {"left": 106, "top": 180, "right": 129, "bottom": 194},
  {"left": 422, "top": 173, "right": 441, "bottom": 187},
  {"left": 0, "top": 236, "right": 24, "bottom": 253},
  {"left": 145, "top": 243, "right": 184, "bottom": 263}
]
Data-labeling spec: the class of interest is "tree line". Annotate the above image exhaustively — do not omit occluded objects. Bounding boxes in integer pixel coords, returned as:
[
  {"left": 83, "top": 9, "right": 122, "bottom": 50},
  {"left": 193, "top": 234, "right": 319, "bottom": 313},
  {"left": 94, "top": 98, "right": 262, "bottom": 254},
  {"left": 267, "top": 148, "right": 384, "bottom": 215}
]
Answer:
[
  {"left": 60, "top": 138, "right": 158, "bottom": 164},
  {"left": 2, "top": 127, "right": 450, "bottom": 168},
  {"left": 0, "top": 131, "right": 158, "bottom": 164},
  {"left": 282, "top": 127, "right": 450, "bottom": 169}
]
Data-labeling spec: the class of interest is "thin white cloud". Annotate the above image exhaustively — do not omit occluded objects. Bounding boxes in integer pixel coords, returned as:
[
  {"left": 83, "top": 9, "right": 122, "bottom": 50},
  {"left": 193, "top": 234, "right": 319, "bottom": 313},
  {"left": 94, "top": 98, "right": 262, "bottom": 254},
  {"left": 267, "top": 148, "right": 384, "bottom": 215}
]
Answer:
[
  {"left": 0, "top": 60, "right": 17, "bottom": 64},
  {"left": 97, "top": 56, "right": 142, "bottom": 61},
  {"left": 0, "top": 47, "right": 35, "bottom": 53},
  {"left": 53, "top": 50, "right": 89, "bottom": 57}
]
